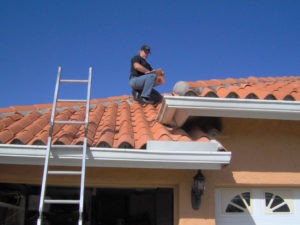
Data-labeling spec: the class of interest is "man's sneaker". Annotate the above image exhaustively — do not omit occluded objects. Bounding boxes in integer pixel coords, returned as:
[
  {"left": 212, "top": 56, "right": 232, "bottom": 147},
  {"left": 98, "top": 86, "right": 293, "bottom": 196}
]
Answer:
[
  {"left": 140, "top": 97, "right": 155, "bottom": 105},
  {"left": 132, "top": 89, "right": 141, "bottom": 101}
]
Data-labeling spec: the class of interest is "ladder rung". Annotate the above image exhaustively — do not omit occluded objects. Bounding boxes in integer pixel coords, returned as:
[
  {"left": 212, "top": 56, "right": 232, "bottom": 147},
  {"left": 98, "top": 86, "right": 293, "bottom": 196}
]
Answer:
[
  {"left": 54, "top": 120, "right": 86, "bottom": 125},
  {"left": 60, "top": 79, "right": 89, "bottom": 83},
  {"left": 51, "top": 144, "right": 83, "bottom": 149},
  {"left": 44, "top": 199, "right": 80, "bottom": 204},
  {"left": 57, "top": 99, "right": 87, "bottom": 103},
  {"left": 48, "top": 170, "right": 82, "bottom": 175}
]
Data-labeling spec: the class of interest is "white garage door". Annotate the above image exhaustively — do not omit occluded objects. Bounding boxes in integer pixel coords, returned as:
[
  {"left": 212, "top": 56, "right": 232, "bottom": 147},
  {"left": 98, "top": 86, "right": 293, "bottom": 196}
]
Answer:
[{"left": 215, "top": 188, "right": 300, "bottom": 225}]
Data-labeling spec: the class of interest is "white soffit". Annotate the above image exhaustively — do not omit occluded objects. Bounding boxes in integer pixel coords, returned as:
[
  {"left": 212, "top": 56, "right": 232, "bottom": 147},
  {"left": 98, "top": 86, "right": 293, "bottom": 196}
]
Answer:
[
  {"left": 157, "top": 96, "right": 300, "bottom": 127},
  {"left": 0, "top": 142, "right": 231, "bottom": 170}
]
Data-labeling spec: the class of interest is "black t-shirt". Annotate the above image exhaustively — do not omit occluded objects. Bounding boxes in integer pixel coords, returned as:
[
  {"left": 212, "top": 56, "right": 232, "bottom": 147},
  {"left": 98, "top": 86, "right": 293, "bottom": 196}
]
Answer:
[{"left": 129, "top": 55, "right": 153, "bottom": 79}]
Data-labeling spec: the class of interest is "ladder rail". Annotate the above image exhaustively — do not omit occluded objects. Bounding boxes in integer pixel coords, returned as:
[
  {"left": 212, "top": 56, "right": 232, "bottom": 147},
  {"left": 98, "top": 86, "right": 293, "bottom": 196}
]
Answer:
[
  {"left": 37, "top": 66, "right": 62, "bottom": 224},
  {"left": 78, "top": 67, "right": 92, "bottom": 224}
]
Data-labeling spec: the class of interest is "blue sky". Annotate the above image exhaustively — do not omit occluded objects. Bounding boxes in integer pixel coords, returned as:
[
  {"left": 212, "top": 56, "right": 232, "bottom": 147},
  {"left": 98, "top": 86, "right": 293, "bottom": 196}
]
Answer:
[{"left": 1, "top": 0, "right": 300, "bottom": 108}]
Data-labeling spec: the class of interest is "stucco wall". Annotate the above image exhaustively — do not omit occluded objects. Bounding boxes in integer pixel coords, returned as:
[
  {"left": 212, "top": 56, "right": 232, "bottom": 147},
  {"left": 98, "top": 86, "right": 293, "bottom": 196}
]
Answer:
[{"left": 198, "top": 118, "right": 300, "bottom": 225}]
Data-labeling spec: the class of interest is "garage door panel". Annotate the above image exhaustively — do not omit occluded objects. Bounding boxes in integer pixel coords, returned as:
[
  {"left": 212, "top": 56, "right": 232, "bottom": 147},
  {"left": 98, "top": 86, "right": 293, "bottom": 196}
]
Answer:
[{"left": 216, "top": 188, "right": 300, "bottom": 225}]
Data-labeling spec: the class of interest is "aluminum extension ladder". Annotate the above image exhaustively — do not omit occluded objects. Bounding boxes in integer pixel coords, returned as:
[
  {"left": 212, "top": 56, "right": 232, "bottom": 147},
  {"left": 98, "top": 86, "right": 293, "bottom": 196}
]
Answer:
[{"left": 37, "top": 66, "right": 92, "bottom": 225}]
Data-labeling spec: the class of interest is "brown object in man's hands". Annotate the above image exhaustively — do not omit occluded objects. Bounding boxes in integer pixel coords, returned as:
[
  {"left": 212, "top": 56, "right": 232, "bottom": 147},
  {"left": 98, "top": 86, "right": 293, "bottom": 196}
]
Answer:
[{"left": 155, "top": 68, "right": 165, "bottom": 85}]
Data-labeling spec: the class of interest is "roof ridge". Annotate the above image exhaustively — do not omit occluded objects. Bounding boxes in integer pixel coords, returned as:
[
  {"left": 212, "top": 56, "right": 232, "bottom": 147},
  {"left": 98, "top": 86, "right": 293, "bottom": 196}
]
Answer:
[
  {"left": 191, "top": 75, "right": 300, "bottom": 86},
  {"left": 173, "top": 75, "right": 300, "bottom": 101},
  {"left": 0, "top": 95, "right": 134, "bottom": 115}
]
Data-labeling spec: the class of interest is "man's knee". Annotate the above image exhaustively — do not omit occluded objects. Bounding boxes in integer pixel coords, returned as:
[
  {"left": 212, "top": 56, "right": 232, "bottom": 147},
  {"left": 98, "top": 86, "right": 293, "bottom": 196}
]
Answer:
[{"left": 148, "top": 73, "right": 156, "bottom": 81}]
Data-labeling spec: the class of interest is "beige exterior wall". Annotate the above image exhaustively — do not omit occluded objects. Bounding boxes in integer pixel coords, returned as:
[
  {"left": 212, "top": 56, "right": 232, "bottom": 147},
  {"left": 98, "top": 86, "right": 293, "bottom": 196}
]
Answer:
[
  {"left": 0, "top": 118, "right": 299, "bottom": 225},
  {"left": 199, "top": 118, "right": 300, "bottom": 225}
]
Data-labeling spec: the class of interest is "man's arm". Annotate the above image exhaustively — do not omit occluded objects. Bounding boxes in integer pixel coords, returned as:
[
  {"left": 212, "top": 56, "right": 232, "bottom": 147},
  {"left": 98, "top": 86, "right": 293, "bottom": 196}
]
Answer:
[{"left": 133, "top": 62, "right": 155, "bottom": 74}]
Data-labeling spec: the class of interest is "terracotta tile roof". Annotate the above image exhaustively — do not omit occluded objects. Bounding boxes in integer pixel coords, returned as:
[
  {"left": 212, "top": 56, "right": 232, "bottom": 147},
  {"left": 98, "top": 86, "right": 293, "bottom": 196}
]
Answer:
[
  {"left": 1, "top": 76, "right": 297, "bottom": 149},
  {"left": 172, "top": 76, "right": 300, "bottom": 101},
  {"left": 0, "top": 96, "right": 208, "bottom": 149}
]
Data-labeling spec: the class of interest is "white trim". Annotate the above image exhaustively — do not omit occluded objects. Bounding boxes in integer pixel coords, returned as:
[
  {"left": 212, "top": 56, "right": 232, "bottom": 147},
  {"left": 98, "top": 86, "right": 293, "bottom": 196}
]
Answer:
[
  {"left": 158, "top": 96, "right": 300, "bottom": 127},
  {"left": 147, "top": 140, "right": 218, "bottom": 152},
  {"left": 0, "top": 142, "right": 231, "bottom": 170}
]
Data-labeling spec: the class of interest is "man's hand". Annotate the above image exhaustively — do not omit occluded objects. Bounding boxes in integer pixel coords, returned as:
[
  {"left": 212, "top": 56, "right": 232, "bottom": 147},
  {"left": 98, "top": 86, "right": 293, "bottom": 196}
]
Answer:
[
  {"left": 154, "top": 68, "right": 165, "bottom": 85},
  {"left": 154, "top": 68, "right": 164, "bottom": 76}
]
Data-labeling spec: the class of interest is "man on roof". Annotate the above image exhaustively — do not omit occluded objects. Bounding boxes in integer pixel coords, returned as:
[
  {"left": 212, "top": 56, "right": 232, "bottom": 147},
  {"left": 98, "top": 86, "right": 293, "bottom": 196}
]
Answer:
[{"left": 129, "top": 44, "right": 164, "bottom": 105}]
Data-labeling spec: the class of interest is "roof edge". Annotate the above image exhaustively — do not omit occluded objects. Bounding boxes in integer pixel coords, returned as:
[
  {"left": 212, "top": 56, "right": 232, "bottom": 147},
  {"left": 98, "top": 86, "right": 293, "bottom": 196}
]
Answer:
[
  {"left": 0, "top": 143, "right": 231, "bottom": 170},
  {"left": 158, "top": 96, "right": 300, "bottom": 127}
]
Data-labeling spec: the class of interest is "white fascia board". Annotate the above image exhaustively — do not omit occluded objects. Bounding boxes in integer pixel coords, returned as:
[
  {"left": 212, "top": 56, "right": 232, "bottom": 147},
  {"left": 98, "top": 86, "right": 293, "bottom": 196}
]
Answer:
[
  {"left": 0, "top": 142, "right": 231, "bottom": 170},
  {"left": 158, "top": 96, "right": 300, "bottom": 127}
]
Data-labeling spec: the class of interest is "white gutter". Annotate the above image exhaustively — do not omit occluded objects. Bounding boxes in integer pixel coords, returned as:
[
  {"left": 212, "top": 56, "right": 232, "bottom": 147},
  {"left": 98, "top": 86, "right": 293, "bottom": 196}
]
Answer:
[
  {"left": 158, "top": 96, "right": 300, "bottom": 127},
  {"left": 0, "top": 142, "right": 231, "bottom": 170}
]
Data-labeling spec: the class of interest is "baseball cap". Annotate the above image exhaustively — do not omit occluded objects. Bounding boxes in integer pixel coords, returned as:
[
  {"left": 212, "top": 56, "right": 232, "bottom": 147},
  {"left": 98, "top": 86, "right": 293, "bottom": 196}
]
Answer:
[{"left": 141, "top": 44, "right": 151, "bottom": 53}]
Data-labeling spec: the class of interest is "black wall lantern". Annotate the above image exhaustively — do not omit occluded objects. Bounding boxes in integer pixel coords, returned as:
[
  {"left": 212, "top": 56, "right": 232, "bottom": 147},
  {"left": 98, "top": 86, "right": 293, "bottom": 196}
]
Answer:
[{"left": 191, "top": 170, "right": 205, "bottom": 210}]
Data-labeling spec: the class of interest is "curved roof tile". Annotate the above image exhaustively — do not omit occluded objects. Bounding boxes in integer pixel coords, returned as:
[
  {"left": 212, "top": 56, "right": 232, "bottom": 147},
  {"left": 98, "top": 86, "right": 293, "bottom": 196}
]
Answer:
[
  {"left": 0, "top": 96, "right": 212, "bottom": 149},
  {"left": 0, "top": 112, "right": 23, "bottom": 130},
  {"left": 173, "top": 76, "right": 300, "bottom": 101}
]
